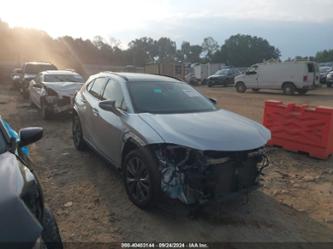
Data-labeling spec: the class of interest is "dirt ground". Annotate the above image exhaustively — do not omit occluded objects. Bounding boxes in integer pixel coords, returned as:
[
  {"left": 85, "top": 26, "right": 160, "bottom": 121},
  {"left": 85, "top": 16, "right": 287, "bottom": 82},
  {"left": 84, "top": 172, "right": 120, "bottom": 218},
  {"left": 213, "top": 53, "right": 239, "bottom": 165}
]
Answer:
[{"left": 1, "top": 82, "right": 333, "bottom": 246}]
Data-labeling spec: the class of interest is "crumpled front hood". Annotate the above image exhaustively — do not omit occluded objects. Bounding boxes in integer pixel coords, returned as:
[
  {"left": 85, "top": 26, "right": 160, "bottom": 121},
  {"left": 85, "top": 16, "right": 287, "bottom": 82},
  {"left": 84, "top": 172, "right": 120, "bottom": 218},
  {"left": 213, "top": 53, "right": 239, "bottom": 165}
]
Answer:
[
  {"left": 44, "top": 82, "right": 83, "bottom": 97},
  {"left": 139, "top": 109, "right": 271, "bottom": 151}
]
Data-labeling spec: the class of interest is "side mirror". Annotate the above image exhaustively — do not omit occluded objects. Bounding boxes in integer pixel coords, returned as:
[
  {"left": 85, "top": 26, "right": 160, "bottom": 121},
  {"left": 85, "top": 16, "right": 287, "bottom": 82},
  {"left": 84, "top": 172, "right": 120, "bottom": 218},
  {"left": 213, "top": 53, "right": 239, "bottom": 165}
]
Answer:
[
  {"left": 19, "top": 127, "right": 43, "bottom": 147},
  {"left": 99, "top": 100, "right": 120, "bottom": 114},
  {"left": 208, "top": 97, "right": 217, "bottom": 105}
]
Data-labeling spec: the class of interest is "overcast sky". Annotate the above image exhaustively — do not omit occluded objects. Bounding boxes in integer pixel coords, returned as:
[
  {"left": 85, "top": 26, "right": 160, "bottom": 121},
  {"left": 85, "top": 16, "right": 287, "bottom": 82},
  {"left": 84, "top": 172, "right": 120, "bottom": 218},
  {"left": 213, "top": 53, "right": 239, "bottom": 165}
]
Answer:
[{"left": 1, "top": 0, "right": 332, "bottom": 58}]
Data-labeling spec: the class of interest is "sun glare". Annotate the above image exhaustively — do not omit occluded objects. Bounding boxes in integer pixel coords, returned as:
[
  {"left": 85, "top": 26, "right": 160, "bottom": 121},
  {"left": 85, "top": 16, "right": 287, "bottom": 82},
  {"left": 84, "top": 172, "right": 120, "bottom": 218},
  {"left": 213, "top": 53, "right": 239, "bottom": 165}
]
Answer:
[{"left": 1, "top": 0, "right": 169, "bottom": 39}]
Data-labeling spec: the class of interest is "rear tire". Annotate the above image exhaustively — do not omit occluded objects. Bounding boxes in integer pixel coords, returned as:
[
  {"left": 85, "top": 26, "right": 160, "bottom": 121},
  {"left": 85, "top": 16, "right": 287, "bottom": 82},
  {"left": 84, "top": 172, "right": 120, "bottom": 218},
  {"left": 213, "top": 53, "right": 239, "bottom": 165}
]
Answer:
[
  {"left": 327, "top": 83, "right": 332, "bottom": 88},
  {"left": 123, "top": 148, "right": 161, "bottom": 209},
  {"left": 72, "top": 113, "right": 86, "bottom": 151},
  {"left": 42, "top": 208, "right": 63, "bottom": 249},
  {"left": 282, "top": 83, "right": 296, "bottom": 95},
  {"left": 236, "top": 82, "right": 247, "bottom": 93}
]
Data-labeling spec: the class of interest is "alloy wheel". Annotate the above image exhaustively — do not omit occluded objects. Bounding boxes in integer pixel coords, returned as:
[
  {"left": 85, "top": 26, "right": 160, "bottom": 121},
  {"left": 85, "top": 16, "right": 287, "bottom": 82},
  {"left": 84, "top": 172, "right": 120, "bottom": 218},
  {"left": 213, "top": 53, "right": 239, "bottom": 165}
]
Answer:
[{"left": 125, "top": 157, "right": 151, "bottom": 203}]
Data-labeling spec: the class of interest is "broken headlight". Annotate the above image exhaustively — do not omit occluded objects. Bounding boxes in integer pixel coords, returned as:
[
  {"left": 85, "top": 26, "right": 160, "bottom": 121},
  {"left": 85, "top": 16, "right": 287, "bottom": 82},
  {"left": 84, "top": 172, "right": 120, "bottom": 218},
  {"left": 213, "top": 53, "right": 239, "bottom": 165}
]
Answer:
[{"left": 154, "top": 144, "right": 269, "bottom": 205}]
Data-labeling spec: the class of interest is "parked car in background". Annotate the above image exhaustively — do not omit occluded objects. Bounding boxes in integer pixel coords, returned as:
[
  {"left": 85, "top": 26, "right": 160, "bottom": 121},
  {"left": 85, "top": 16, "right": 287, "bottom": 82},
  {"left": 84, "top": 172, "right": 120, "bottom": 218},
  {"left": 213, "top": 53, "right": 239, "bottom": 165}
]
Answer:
[
  {"left": 19, "top": 62, "right": 58, "bottom": 98},
  {"left": 207, "top": 68, "right": 240, "bottom": 87},
  {"left": 319, "top": 66, "right": 333, "bottom": 84},
  {"left": 235, "top": 61, "right": 320, "bottom": 95},
  {"left": 29, "top": 70, "right": 85, "bottom": 119},
  {"left": 73, "top": 72, "right": 270, "bottom": 209},
  {"left": 10, "top": 67, "right": 22, "bottom": 87},
  {"left": 326, "top": 71, "right": 333, "bottom": 88},
  {"left": 0, "top": 116, "right": 63, "bottom": 249}
]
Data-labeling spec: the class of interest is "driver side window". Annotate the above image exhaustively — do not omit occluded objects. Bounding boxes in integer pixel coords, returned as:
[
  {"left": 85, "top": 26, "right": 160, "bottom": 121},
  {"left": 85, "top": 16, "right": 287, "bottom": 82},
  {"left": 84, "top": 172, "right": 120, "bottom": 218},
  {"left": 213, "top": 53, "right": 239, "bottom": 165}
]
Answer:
[
  {"left": 247, "top": 66, "right": 258, "bottom": 75},
  {"left": 102, "top": 79, "right": 126, "bottom": 110}
]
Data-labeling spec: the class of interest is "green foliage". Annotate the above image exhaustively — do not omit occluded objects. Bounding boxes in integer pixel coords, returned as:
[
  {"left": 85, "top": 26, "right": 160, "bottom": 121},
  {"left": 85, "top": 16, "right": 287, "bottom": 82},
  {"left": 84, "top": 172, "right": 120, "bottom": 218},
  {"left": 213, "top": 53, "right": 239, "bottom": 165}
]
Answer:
[
  {"left": 216, "top": 34, "right": 281, "bottom": 67},
  {"left": 7, "top": 19, "right": 333, "bottom": 71},
  {"left": 315, "top": 49, "right": 333, "bottom": 62},
  {"left": 177, "top": 42, "right": 202, "bottom": 63},
  {"left": 201, "top": 37, "right": 219, "bottom": 62}
]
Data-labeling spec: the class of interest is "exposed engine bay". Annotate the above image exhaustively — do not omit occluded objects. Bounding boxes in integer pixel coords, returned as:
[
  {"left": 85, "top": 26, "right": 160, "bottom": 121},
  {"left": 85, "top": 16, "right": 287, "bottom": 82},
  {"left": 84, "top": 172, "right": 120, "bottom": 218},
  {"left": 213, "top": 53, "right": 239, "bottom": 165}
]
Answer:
[{"left": 153, "top": 144, "right": 269, "bottom": 205}]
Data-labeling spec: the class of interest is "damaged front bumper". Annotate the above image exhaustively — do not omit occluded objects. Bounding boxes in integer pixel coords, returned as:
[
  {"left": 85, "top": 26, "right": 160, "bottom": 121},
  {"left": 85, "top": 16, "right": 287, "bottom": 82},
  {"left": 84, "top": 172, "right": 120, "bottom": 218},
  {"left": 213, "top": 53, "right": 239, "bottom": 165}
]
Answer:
[
  {"left": 44, "top": 95, "right": 73, "bottom": 114},
  {"left": 153, "top": 144, "right": 269, "bottom": 205}
]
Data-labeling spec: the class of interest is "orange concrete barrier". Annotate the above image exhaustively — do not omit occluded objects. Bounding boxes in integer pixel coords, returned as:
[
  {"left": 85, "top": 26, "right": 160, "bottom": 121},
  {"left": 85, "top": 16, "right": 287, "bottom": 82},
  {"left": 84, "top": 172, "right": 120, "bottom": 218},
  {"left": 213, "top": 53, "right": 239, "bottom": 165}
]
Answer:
[{"left": 263, "top": 100, "right": 333, "bottom": 159}]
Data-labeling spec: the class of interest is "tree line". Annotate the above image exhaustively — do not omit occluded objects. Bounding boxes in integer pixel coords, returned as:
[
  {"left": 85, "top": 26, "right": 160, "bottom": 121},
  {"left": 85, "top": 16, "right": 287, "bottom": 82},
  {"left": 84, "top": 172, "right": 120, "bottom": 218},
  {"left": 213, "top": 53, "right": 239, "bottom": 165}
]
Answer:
[{"left": 1, "top": 19, "right": 332, "bottom": 75}]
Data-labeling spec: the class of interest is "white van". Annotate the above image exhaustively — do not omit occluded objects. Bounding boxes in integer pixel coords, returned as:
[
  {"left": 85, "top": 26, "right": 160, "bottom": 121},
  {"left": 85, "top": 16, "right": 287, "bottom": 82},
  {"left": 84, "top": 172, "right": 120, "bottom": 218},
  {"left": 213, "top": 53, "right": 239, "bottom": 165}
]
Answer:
[{"left": 234, "top": 61, "right": 320, "bottom": 95}]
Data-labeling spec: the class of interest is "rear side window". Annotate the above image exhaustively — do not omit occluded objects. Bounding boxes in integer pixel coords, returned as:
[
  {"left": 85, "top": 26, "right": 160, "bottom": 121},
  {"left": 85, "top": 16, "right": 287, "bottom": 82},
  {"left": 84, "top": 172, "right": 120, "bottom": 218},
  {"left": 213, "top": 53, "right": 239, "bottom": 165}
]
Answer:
[
  {"left": 89, "top": 77, "right": 107, "bottom": 99},
  {"left": 307, "top": 63, "right": 315, "bottom": 73}
]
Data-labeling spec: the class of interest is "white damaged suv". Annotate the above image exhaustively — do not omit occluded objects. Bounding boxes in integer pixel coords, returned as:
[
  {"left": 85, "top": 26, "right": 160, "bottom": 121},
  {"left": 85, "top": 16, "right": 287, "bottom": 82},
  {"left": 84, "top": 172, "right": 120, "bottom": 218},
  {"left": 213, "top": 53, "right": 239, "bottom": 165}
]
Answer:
[{"left": 29, "top": 70, "right": 85, "bottom": 119}]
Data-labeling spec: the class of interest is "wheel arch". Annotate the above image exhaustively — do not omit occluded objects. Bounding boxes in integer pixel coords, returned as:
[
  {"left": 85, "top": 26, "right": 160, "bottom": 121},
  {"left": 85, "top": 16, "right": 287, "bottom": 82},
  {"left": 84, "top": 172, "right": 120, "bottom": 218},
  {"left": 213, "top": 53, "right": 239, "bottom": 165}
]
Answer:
[
  {"left": 235, "top": 81, "right": 245, "bottom": 86},
  {"left": 281, "top": 81, "right": 295, "bottom": 89},
  {"left": 121, "top": 137, "right": 143, "bottom": 169}
]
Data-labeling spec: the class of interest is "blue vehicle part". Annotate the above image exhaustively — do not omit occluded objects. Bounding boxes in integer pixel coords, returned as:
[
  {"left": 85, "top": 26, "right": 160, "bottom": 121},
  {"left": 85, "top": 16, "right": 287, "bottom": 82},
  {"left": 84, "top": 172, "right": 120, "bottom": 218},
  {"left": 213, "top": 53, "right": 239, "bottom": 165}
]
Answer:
[{"left": 2, "top": 120, "right": 30, "bottom": 156}]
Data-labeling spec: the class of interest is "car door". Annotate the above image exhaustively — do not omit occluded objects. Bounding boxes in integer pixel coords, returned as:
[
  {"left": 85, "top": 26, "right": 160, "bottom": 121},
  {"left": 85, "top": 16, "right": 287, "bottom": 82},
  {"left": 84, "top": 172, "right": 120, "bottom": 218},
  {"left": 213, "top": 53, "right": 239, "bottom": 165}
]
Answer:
[
  {"left": 226, "top": 70, "right": 235, "bottom": 84},
  {"left": 94, "top": 78, "right": 127, "bottom": 166},
  {"left": 29, "top": 74, "right": 43, "bottom": 108},
  {"left": 244, "top": 66, "right": 259, "bottom": 88},
  {"left": 81, "top": 77, "right": 108, "bottom": 148}
]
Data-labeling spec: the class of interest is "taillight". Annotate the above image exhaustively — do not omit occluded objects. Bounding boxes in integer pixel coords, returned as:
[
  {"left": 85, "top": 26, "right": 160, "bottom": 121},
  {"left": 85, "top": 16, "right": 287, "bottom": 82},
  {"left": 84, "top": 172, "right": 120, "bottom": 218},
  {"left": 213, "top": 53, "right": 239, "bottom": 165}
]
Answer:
[{"left": 303, "top": 76, "right": 308, "bottom": 82}]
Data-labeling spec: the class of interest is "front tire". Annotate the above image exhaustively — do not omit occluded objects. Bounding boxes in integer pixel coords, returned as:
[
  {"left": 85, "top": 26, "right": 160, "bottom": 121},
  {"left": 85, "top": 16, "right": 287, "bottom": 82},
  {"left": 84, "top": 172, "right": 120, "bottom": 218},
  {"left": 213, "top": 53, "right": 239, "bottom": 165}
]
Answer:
[
  {"left": 236, "top": 82, "right": 247, "bottom": 93},
  {"left": 42, "top": 208, "right": 63, "bottom": 249},
  {"left": 282, "top": 83, "right": 296, "bottom": 95},
  {"left": 72, "top": 113, "right": 86, "bottom": 151},
  {"left": 123, "top": 149, "right": 161, "bottom": 209},
  {"left": 327, "top": 83, "right": 332, "bottom": 88}
]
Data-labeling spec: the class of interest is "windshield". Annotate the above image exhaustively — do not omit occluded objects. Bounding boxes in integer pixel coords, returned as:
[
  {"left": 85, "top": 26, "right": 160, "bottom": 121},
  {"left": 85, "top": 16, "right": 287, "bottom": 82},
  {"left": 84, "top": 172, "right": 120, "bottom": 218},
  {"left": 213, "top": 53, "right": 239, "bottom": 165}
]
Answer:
[
  {"left": 215, "top": 69, "right": 230, "bottom": 76},
  {"left": 127, "top": 81, "right": 216, "bottom": 114},
  {"left": 25, "top": 64, "right": 57, "bottom": 74},
  {"left": 44, "top": 74, "right": 84, "bottom": 83}
]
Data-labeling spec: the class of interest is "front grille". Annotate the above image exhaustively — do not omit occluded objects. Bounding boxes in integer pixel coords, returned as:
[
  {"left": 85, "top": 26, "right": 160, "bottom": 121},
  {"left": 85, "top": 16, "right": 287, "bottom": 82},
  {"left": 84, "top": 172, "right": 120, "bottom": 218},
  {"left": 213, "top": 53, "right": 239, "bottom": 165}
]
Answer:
[{"left": 208, "top": 159, "right": 258, "bottom": 196}]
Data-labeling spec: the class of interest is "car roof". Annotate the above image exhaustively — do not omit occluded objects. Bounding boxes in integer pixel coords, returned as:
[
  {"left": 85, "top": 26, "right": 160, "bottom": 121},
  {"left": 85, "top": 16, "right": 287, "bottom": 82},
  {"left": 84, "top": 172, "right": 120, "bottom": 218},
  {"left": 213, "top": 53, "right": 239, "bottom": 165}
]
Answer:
[
  {"left": 24, "top": 62, "right": 54, "bottom": 66},
  {"left": 42, "top": 70, "right": 79, "bottom": 75},
  {"left": 101, "top": 72, "right": 183, "bottom": 83}
]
